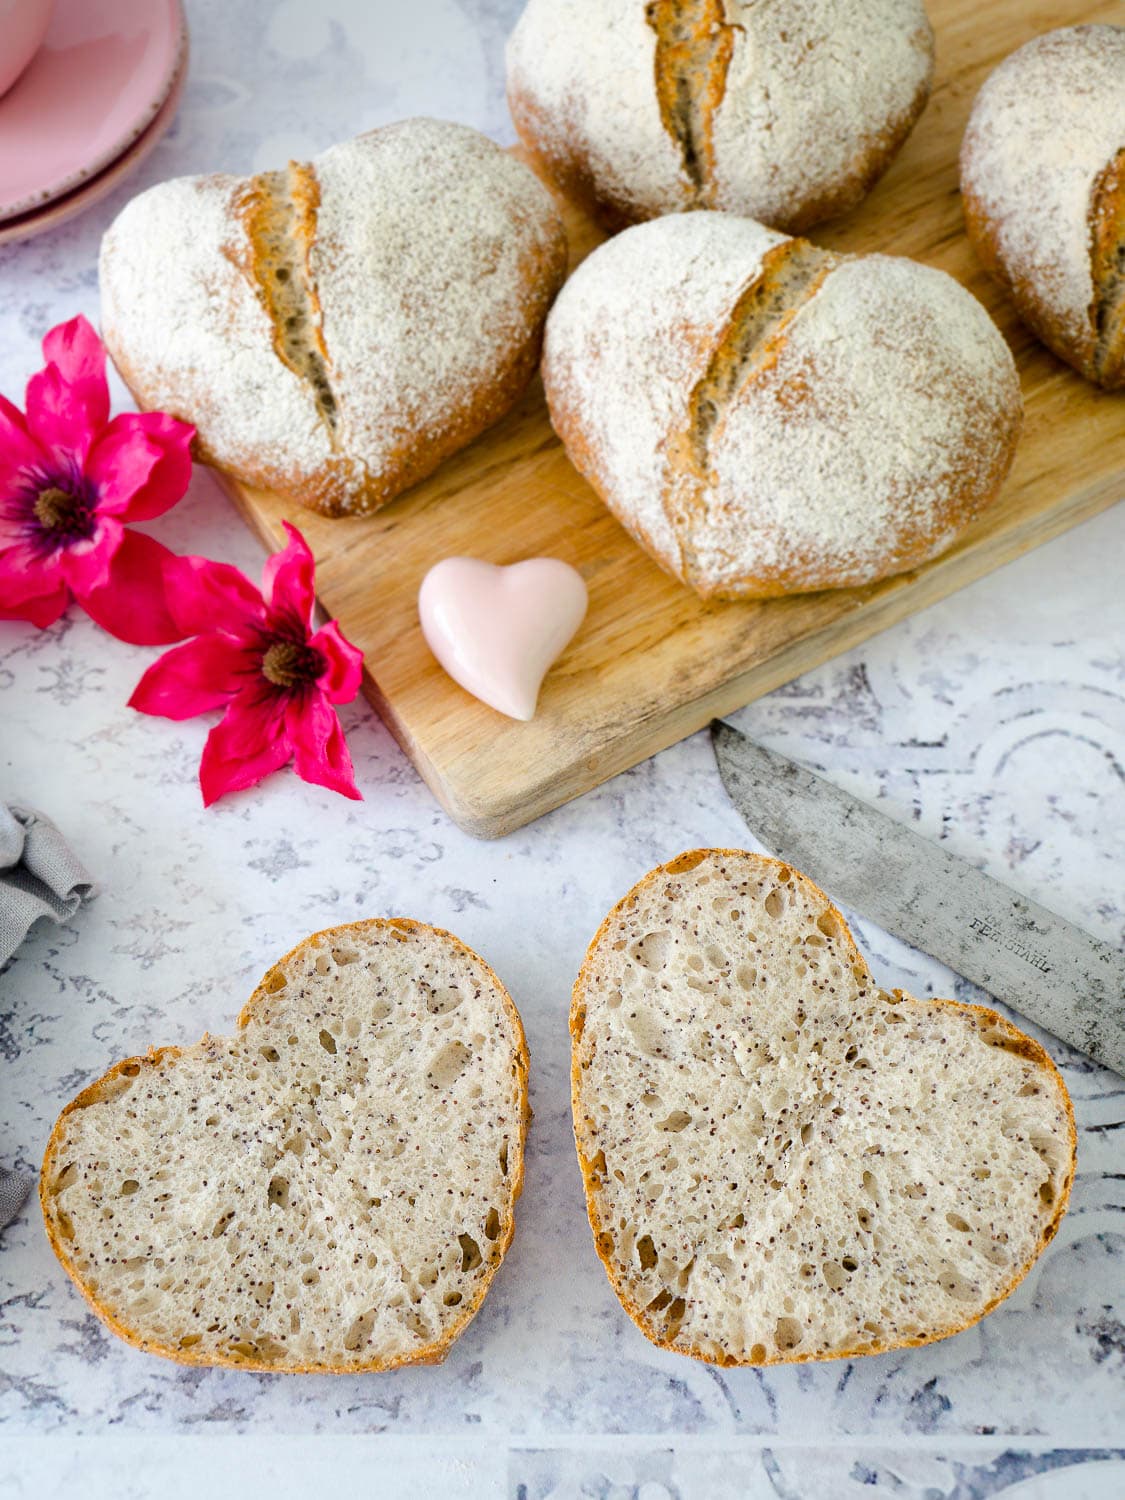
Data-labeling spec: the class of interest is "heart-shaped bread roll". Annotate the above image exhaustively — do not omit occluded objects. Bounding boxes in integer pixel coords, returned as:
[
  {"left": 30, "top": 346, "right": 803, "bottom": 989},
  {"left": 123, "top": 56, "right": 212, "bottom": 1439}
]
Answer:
[
  {"left": 41, "top": 920, "right": 528, "bottom": 1371},
  {"left": 543, "top": 213, "right": 1023, "bottom": 600},
  {"left": 960, "top": 25, "right": 1125, "bottom": 390},
  {"left": 507, "top": 0, "right": 934, "bottom": 234},
  {"left": 571, "top": 850, "right": 1074, "bottom": 1366},
  {"left": 99, "top": 118, "right": 568, "bottom": 517}
]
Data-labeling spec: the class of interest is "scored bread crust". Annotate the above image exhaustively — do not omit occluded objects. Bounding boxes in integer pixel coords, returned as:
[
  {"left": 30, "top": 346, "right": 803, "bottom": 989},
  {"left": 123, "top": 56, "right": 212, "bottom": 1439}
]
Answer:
[
  {"left": 99, "top": 118, "right": 568, "bottom": 517},
  {"left": 570, "top": 850, "right": 1077, "bottom": 1367},
  {"left": 41, "top": 918, "right": 530, "bottom": 1373},
  {"left": 506, "top": 0, "right": 934, "bottom": 236},
  {"left": 542, "top": 213, "right": 1023, "bottom": 601},
  {"left": 959, "top": 25, "right": 1125, "bottom": 391},
  {"left": 105, "top": 312, "right": 555, "bottom": 521}
]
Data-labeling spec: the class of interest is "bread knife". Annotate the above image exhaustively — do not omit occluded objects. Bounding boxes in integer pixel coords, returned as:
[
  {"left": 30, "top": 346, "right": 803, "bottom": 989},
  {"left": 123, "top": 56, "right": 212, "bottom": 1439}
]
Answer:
[{"left": 711, "top": 719, "right": 1125, "bottom": 1077}]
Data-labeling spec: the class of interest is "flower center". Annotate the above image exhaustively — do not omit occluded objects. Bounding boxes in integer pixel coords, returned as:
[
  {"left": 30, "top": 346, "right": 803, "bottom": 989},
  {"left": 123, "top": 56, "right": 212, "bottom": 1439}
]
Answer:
[
  {"left": 261, "top": 639, "right": 325, "bottom": 691},
  {"left": 33, "top": 485, "right": 95, "bottom": 540}
]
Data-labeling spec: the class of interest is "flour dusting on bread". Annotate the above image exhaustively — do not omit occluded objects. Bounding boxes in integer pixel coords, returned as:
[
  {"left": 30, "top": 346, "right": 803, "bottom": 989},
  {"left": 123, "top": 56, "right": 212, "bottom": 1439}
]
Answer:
[
  {"left": 542, "top": 213, "right": 1021, "bottom": 600},
  {"left": 99, "top": 118, "right": 567, "bottom": 516},
  {"left": 700, "top": 254, "right": 1022, "bottom": 594},
  {"left": 508, "top": 0, "right": 933, "bottom": 232},
  {"left": 960, "top": 25, "right": 1125, "bottom": 387}
]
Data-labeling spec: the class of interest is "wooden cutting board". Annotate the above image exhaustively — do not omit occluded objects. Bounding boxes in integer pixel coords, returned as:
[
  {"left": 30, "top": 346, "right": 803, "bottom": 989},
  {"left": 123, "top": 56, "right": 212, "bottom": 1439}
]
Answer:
[{"left": 220, "top": 0, "right": 1124, "bottom": 839}]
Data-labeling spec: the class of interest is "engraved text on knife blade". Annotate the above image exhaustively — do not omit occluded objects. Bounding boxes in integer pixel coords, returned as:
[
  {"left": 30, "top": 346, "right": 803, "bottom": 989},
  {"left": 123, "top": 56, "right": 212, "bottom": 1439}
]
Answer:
[{"left": 967, "top": 916, "right": 1052, "bottom": 974}]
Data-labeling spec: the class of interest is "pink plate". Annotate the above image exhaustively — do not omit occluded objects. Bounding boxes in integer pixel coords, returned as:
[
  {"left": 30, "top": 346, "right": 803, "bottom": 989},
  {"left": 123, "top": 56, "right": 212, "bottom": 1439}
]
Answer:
[
  {"left": 0, "top": 48, "right": 186, "bottom": 246},
  {"left": 0, "top": 0, "right": 186, "bottom": 220}
]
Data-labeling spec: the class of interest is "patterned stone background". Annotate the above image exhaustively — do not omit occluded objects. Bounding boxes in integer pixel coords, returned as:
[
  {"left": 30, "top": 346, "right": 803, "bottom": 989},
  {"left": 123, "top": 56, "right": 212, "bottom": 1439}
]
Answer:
[{"left": 0, "top": 1, "right": 1122, "bottom": 1494}]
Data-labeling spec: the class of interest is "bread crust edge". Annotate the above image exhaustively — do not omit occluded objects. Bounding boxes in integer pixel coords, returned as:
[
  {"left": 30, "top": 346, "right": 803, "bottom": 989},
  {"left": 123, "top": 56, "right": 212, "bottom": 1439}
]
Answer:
[
  {"left": 507, "top": 20, "right": 935, "bottom": 238},
  {"left": 542, "top": 243, "right": 1024, "bottom": 602},
  {"left": 40, "top": 917, "right": 531, "bottom": 1374},
  {"left": 569, "top": 847, "right": 1077, "bottom": 1368},
  {"left": 99, "top": 147, "right": 570, "bottom": 519},
  {"left": 103, "top": 247, "right": 567, "bottom": 520},
  {"left": 959, "top": 177, "right": 1103, "bottom": 388},
  {"left": 959, "top": 104, "right": 1125, "bottom": 392}
]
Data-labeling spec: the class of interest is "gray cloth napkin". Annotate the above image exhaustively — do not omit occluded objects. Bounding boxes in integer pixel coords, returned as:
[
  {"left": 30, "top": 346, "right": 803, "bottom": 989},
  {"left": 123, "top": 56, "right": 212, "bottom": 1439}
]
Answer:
[
  {"left": 1, "top": 804, "right": 96, "bottom": 1230},
  {"left": 0, "top": 1165, "right": 35, "bottom": 1228}
]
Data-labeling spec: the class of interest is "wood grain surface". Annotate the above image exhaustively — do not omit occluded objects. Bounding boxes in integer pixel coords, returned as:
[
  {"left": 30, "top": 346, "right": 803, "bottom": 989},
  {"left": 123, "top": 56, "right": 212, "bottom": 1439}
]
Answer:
[{"left": 220, "top": 0, "right": 1124, "bottom": 838}]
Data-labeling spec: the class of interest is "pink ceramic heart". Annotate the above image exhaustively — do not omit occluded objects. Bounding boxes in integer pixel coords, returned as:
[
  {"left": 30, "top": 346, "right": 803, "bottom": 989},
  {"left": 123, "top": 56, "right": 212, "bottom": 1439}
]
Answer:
[{"left": 419, "top": 557, "right": 588, "bottom": 721}]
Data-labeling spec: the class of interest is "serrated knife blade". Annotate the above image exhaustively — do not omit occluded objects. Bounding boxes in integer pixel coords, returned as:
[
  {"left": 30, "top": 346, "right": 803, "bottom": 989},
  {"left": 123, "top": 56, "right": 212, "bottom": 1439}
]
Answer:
[{"left": 711, "top": 719, "right": 1125, "bottom": 1077}]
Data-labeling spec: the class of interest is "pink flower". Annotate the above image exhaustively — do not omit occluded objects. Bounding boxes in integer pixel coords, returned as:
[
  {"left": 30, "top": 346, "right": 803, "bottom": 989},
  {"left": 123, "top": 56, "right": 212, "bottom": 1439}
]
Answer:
[
  {"left": 0, "top": 315, "right": 195, "bottom": 642},
  {"left": 130, "top": 523, "right": 364, "bottom": 805}
]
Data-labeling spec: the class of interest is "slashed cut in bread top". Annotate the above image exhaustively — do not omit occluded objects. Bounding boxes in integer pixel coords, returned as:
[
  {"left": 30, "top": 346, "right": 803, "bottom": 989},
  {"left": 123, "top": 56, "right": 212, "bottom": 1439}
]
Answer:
[
  {"left": 542, "top": 212, "right": 1022, "bottom": 600},
  {"left": 99, "top": 118, "right": 568, "bottom": 516},
  {"left": 960, "top": 25, "right": 1125, "bottom": 389},
  {"left": 507, "top": 0, "right": 934, "bottom": 233},
  {"left": 41, "top": 920, "right": 529, "bottom": 1372},
  {"left": 571, "top": 851, "right": 1075, "bottom": 1366}
]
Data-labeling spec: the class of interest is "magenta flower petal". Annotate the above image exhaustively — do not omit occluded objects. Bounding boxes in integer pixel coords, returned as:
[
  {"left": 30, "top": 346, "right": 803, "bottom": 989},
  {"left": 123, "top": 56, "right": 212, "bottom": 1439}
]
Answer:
[
  {"left": 0, "top": 391, "right": 29, "bottom": 437},
  {"left": 0, "top": 394, "right": 43, "bottom": 503},
  {"left": 87, "top": 411, "right": 195, "bottom": 521},
  {"left": 0, "top": 539, "right": 57, "bottom": 599},
  {"left": 56, "top": 516, "right": 122, "bottom": 596},
  {"left": 24, "top": 363, "right": 91, "bottom": 468},
  {"left": 287, "top": 692, "right": 361, "bottom": 800},
  {"left": 162, "top": 552, "right": 267, "bottom": 640},
  {"left": 0, "top": 543, "right": 69, "bottom": 626},
  {"left": 79, "top": 530, "right": 189, "bottom": 645},
  {"left": 0, "top": 586, "right": 69, "bottom": 628},
  {"left": 199, "top": 696, "right": 292, "bottom": 807},
  {"left": 0, "top": 318, "right": 202, "bottom": 638},
  {"left": 309, "top": 618, "right": 364, "bottom": 704},
  {"left": 41, "top": 315, "right": 108, "bottom": 396},
  {"left": 83, "top": 421, "right": 162, "bottom": 517},
  {"left": 129, "top": 633, "right": 254, "bottom": 719},
  {"left": 263, "top": 521, "right": 317, "bottom": 629},
  {"left": 25, "top": 316, "right": 110, "bottom": 467}
]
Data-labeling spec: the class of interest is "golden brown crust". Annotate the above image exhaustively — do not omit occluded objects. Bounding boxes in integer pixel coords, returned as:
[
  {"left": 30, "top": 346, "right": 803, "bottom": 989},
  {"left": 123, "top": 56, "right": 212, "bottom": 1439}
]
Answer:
[
  {"left": 687, "top": 334, "right": 1020, "bottom": 603},
  {"left": 543, "top": 231, "right": 1023, "bottom": 602},
  {"left": 101, "top": 129, "right": 569, "bottom": 520},
  {"left": 108, "top": 227, "right": 567, "bottom": 521},
  {"left": 774, "top": 63, "right": 933, "bottom": 238},
  {"left": 237, "top": 167, "right": 326, "bottom": 386},
  {"left": 508, "top": 6, "right": 933, "bottom": 236},
  {"left": 508, "top": 80, "right": 637, "bottom": 237},
  {"left": 647, "top": 0, "right": 737, "bottom": 209},
  {"left": 961, "top": 179, "right": 1106, "bottom": 387},
  {"left": 41, "top": 918, "right": 530, "bottom": 1374},
  {"left": 570, "top": 849, "right": 1076, "bottom": 1367},
  {"left": 1089, "top": 147, "right": 1125, "bottom": 388},
  {"left": 666, "top": 238, "right": 835, "bottom": 594},
  {"left": 961, "top": 109, "right": 1124, "bottom": 391}
]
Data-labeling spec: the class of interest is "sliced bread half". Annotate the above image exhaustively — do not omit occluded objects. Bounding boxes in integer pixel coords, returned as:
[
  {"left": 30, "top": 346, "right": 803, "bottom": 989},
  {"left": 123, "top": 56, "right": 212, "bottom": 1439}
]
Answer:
[
  {"left": 41, "top": 919, "right": 529, "bottom": 1371},
  {"left": 571, "top": 850, "right": 1075, "bottom": 1366}
]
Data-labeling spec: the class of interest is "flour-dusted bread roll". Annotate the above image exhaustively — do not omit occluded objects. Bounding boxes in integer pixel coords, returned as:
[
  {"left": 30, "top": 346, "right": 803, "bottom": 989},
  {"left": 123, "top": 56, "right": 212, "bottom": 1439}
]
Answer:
[
  {"left": 542, "top": 213, "right": 1022, "bottom": 600},
  {"left": 571, "top": 851, "right": 1075, "bottom": 1367},
  {"left": 507, "top": 0, "right": 934, "bottom": 234},
  {"left": 960, "top": 25, "right": 1125, "bottom": 390},
  {"left": 41, "top": 920, "right": 529, "bottom": 1371},
  {"left": 99, "top": 118, "right": 568, "bottom": 517}
]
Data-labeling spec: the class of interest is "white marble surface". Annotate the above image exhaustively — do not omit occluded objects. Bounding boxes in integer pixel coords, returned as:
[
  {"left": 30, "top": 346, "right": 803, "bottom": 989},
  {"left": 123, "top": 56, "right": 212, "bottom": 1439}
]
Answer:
[{"left": 1, "top": 1, "right": 1123, "bottom": 1495}]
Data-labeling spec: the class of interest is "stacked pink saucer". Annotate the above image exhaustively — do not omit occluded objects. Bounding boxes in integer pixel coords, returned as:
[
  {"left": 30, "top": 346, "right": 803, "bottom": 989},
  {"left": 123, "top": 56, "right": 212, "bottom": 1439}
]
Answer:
[{"left": 0, "top": 0, "right": 187, "bottom": 245}]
